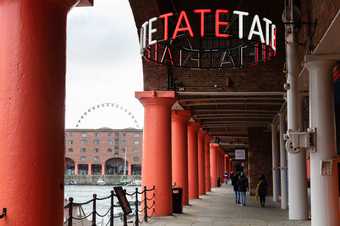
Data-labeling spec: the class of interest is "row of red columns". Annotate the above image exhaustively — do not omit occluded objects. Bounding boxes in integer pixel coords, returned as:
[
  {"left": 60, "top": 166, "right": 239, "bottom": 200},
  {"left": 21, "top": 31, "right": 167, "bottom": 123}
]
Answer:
[{"left": 135, "top": 91, "right": 226, "bottom": 216}]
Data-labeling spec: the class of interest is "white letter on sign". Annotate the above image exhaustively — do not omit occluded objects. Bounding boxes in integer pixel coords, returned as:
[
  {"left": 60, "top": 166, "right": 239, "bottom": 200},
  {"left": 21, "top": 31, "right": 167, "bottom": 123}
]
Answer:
[
  {"left": 248, "top": 15, "right": 265, "bottom": 44},
  {"left": 233, "top": 10, "right": 249, "bottom": 39},
  {"left": 148, "top": 17, "right": 158, "bottom": 46},
  {"left": 262, "top": 18, "right": 272, "bottom": 45}
]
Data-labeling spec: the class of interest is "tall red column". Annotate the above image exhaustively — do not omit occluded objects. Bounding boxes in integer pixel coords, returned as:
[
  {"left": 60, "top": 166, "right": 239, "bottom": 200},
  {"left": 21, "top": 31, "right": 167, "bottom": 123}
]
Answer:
[
  {"left": 188, "top": 122, "right": 200, "bottom": 199},
  {"left": 135, "top": 91, "right": 176, "bottom": 216},
  {"left": 210, "top": 143, "right": 219, "bottom": 187},
  {"left": 75, "top": 162, "right": 79, "bottom": 176},
  {"left": 171, "top": 110, "right": 191, "bottom": 205},
  {"left": 198, "top": 129, "right": 206, "bottom": 195},
  {"left": 204, "top": 134, "right": 211, "bottom": 192},
  {"left": 88, "top": 163, "right": 92, "bottom": 176},
  {"left": 0, "top": 1, "right": 76, "bottom": 226}
]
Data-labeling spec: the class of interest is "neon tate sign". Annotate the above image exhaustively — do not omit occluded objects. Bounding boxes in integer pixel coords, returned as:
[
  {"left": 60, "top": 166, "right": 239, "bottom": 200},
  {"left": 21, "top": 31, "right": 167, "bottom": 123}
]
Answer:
[{"left": 139, "top": 9, "right": 277, "bottom": 69}]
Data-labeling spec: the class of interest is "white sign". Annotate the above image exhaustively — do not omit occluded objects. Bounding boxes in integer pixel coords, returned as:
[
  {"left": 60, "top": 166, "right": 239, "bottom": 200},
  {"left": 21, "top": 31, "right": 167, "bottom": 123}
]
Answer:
[{"left": 235, "top": 149, "right": 246, "bottom": 160}]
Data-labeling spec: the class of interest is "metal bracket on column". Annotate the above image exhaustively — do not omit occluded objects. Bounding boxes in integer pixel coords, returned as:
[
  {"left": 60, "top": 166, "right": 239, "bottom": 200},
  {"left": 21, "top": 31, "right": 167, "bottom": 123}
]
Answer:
[
  {"left": 283, "top": 82, "right": 291, "bottom": 91},
  {"left": 0, "top": 208, "right": 7, "bottom": 219},
  {"left": 285, "top": 128, "right": 316, "bottom": 153}
]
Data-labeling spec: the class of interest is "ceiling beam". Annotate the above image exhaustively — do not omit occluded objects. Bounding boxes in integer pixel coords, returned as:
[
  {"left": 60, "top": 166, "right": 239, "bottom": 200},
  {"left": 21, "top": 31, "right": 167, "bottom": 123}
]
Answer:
[
  {"left": 179, "top": 97, "right": 284, "bottom": 102},
  {"left": 192, "top": 109, "right": 278, "bottom": 113},
  {"left": 185, "top": 102, "right": 283, "bottom": 107},
  {"left": 177, "top": 92, "right": 285, "bottom": 97}
]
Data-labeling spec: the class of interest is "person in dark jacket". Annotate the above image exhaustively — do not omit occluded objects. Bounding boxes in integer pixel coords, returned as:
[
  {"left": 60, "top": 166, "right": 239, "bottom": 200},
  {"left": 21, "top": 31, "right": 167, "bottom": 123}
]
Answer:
[
  {"left": 238, "top": 172, "right": 248, "bottom": 206},
  {"left": 256, "top": 175, "right": 268, "bottom": 207},
  {"left": 231, "top": 172, "right": 240, "bottom": 204}
]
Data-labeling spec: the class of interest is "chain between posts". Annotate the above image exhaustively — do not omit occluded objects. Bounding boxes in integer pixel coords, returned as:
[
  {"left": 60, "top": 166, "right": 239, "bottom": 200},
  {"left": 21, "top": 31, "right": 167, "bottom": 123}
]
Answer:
[{"left": 65, "top": 185, "right": 156, "bottom": 226}]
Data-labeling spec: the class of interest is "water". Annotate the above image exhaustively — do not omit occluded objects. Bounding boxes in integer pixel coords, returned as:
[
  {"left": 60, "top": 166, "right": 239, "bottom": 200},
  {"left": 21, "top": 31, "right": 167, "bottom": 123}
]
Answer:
[{"left": 65, "top": 185, "right": 140, "bottom": 225}]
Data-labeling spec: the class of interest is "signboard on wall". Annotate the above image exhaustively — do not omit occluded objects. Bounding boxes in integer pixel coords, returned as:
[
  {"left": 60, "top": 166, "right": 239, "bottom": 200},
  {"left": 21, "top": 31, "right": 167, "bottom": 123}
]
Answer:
[
  {"left": 139, "top": 9, "right": 277, "bottom": 69},
  {"left": 235, "top": 149, "right": 246, "bottom": 160}
]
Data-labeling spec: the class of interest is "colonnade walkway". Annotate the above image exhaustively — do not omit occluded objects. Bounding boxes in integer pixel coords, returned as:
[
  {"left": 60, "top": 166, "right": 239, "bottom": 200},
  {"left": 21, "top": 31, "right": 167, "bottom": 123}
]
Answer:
[{"left": 145, "top": 185, "right": 310, "bottom": 226}]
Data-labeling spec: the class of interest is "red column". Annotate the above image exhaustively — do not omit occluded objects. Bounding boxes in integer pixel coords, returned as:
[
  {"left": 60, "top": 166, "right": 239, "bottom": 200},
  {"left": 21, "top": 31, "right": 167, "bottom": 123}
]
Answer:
[
  {"left": 135, "top": 91, "right": 175, "bottom": 216},
  {"left": 210, "top": 143, "right": 219, "bottom": 187},
  {"left": 198, "top": 129, "right": 206, "bottom": 195},
  {"left": 88, "top": 163, "right": 92, "bottom": 176},
  {"left": 101, "top": 162, "right": 105, "bottom": 176},
  {"left": 128, "top": 163, "right": 132, "bottom": 176},
  {"left": 171, "top": 110, "right": 191, "bottom": 205},
  {"left": 0, "top": 1, "right": 77, "bottom": 226},
  {"left": 204, "top": 134, "right": 211, "bottom": 192},
  {"left": 75, "top": 162, "right": 79, "bottom": 176},
  {"left": 188, "top": 122, "right": 200, "bottom": 199}
]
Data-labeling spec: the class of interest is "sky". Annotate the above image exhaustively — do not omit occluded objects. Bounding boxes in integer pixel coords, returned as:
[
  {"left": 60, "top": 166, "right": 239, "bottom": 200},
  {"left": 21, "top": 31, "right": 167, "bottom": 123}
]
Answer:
[{"left": 65, "top": 0, "right": 144, "bottom": 129}]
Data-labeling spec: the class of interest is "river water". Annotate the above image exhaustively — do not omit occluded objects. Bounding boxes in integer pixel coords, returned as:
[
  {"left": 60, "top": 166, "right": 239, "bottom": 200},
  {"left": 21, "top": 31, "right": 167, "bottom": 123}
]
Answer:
[{"left": 65, "top": 185, "right": 141, "bottom": 225}]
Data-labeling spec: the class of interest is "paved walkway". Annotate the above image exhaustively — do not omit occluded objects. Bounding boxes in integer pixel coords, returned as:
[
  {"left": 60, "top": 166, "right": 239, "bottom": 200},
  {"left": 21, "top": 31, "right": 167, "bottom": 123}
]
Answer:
[{"left": 145, "top": 185, "right": 310, "bottom": 226}]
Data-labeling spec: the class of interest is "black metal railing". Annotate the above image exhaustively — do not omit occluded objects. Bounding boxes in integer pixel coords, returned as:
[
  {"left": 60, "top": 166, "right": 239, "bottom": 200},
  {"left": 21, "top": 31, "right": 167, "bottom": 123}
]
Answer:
[
  {"left": 0, "top": 208, "right": 6, "bottom": 219},
  {"left": 64, "top": 186, "right": 156, "bottom": 226}
]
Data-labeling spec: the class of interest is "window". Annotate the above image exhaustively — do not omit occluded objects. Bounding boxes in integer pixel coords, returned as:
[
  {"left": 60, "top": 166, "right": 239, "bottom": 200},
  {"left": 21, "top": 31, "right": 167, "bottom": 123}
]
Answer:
[
  {"left": 80, "top": 148, "right": 86, "bottom": 153},
  {"left": 134, "top": 134, "right": 140, "bottom": 138},
  {"left": 134, "top": 141, "right": 139, "bottom": 145},
  {"left": 94, "top": 139, "right": 100, "bottom": 145},
  {"left": 95, "top": 132, "right": 100, "bottom": 137},
  {"left": 114, "top": 151, "right": 119, "bottom": 156},
  {"left": 94, "top": 156, "right": 99, "bottom": 162},
  {"left": 108, "top": 140, "right": 113, "bottom": 145},
  {"left": 80, "top": 139, "right": 88, "bottom": 145},
  {"left": 114, "top": 145, "right": 119, "bottom": 150},
  {"left": 67, "top": 140, "right": 73, "bottom": 145},
  {"left": 68, "top": 148, "right": 73, "bottom": 152},
  {"left": 107, "top": 148, "right": 113, "bottom": 152},
  {"left": 108, "top": 132, "right": 112, "bottom": 137},
  {"left": 94, "top": 148, "right": 99, "bottom": 153},
  {"left": 81, "top": 133, "right": 87, "bottom": 138},
  {"left": 80, "top": 156, "right": 86, "bottom": 161},
  {"left": 121, "top": 148, "right": 126, "bottom": 153}
]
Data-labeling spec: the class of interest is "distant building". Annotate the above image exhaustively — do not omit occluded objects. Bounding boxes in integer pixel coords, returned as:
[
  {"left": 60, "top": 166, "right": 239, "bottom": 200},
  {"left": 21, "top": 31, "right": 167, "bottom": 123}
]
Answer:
[{"left": 65, "top": 128, "right": 143, "bottom": 176}]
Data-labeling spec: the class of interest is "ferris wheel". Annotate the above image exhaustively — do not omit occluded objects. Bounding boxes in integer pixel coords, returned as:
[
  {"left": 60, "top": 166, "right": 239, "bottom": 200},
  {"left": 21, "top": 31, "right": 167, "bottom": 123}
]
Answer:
[{"left": 75, "top": 102, "right": 141, "bottom": 129}]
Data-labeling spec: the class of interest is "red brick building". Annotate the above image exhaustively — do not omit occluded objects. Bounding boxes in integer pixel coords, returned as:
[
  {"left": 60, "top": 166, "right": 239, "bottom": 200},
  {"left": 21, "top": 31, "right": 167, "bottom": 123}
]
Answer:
[{"left": 65, "top": 128, "right": 143, "bottom": 176}]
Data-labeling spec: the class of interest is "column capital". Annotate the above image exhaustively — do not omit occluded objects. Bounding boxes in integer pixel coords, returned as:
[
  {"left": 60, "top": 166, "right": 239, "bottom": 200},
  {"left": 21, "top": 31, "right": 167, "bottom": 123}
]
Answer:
[
  {"left": 305, "top": 59, "right": 336, "bottom": 72},
  {"left": 172, "top": 110, "right": 191, "bottom": 122},
  {"left": 188, "top": 121, "right": 200, "bottom": 130},
  {"left": 135, "top": 91, "right": 176, "bottom": 107},
  {"left": 210, "top": 143, "right": 219, "bottom": 148}
]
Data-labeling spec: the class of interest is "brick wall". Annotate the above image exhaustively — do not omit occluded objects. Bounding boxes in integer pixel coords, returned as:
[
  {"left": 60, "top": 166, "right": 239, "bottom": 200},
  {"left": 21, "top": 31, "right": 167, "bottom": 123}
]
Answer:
[{"left": 247, "top": 127, "right": 273, "bottom": 196}]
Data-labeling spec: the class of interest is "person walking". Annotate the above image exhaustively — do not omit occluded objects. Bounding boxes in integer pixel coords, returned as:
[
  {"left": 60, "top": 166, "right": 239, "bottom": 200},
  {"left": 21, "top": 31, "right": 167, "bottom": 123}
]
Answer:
[
  {"left": 238, "top": 172, "right": 248, "bottom": 206},
  {"left": 256, "top": 175, "right": 268, "bottom": 207},
  {"left": 231, "top": 172, "right": 240, "bottom": 204}
]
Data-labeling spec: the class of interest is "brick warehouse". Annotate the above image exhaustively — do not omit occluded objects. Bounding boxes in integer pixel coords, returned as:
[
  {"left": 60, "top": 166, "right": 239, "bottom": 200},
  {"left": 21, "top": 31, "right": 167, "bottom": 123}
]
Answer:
[
  {"left": 64, "top": 128, "right": 143, "bottom": 176},
  {"left": 0, "top": 0, "right": 340, "bottom": 226}
]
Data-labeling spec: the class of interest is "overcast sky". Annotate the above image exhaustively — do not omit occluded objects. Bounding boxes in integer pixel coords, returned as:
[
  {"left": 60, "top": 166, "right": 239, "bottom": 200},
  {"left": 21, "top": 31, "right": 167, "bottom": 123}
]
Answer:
[{"left": 65, "top": 0, "right": 144, "bottom": 129}]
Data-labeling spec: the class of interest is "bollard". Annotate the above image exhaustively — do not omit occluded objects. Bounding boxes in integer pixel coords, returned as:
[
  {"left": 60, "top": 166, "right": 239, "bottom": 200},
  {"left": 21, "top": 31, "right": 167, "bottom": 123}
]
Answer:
[
  {"left": 135, "top": 188, "right": 139, "bottom": 226},
  {"left": 92, "top": 194, "right": 97, "bottom": 226},
  {"left": 110, "top": 191, "right": 114, "bottom": 226},
  {"left": 68, "top": 198, "right": 73, "bottom": 226},
  {"left": 143, "top": 186, "right": 148, "bottom": 222}
]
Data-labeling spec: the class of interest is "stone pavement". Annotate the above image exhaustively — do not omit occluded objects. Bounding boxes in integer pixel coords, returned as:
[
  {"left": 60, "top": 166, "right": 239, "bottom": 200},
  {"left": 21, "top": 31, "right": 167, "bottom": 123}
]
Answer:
[{"left": 144, "top": 185, "right": 310, "bottom": 226}]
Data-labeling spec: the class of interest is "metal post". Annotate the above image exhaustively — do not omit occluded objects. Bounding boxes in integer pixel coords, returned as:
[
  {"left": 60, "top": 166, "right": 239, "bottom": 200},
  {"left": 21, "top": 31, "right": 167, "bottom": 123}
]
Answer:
[
  {"left": 279, "top": 114, "right": 288, "bottom": 209},
  {"left": 110, "top": 191, "right": 114, "bottom": 226},
  {"left": 92, "top": 194, "right": 97, "bottom": 226},
  {"left": 144, "top": 186, "right": 148, "bottom": 222},
  {"left": 135, "top": 188, "right": 139, "bottom": 226},
  {"left": 68, "top": 198, "right": 73, "bottom": 226},
  {"left": 285, "top": 11, "right": 308, "bottom": 219},
  {"left": 307, "top": 60, "right": 340, "bottom": 226},
  {"left": 271, "top": 123, "right": 279, "bottom": 202}
]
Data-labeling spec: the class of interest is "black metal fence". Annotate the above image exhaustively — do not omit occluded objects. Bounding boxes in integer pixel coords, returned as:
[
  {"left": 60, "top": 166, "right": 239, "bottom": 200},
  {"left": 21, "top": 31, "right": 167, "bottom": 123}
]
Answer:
[
  {"left": 0, "top": 208, "right": 6, "bottom": 219},
  {"left": 64, "top": 186, "right": 156, "bottom": 226}
]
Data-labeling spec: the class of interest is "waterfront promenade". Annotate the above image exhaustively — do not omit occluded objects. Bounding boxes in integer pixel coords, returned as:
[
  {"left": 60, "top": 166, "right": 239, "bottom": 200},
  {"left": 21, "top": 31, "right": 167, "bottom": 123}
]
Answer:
[{"left": 145, "top": 185, "right": 310, "bottom": 226}]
